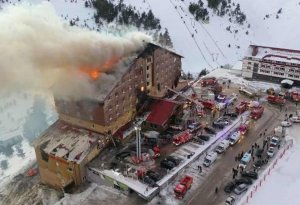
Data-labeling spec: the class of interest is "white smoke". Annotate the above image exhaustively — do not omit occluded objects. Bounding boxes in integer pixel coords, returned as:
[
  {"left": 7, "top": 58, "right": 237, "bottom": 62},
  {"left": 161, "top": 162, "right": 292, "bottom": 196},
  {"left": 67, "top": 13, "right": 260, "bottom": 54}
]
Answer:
[{"left": 0, "top": 2, "right": 152, "bottom": 99}]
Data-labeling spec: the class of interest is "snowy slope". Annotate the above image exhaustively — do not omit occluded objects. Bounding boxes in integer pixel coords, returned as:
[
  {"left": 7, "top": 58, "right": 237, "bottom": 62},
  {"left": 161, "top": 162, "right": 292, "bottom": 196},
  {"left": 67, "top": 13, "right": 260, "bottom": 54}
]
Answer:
[
  {"left": 0, "top": 91, "right": 57, "bottom": 189},
  {"left": 2, "top": 0, "right": 300, "bottom": 73},
  {"left": 247, "top": 126, "right": 300, "bottom": 205}
]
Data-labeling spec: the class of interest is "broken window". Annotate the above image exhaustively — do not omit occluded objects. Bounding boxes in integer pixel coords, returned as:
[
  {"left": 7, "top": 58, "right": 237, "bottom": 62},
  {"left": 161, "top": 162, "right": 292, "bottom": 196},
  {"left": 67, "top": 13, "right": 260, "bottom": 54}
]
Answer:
[{"left": 40, "top": 149, "right": 49, "bottom": 162}]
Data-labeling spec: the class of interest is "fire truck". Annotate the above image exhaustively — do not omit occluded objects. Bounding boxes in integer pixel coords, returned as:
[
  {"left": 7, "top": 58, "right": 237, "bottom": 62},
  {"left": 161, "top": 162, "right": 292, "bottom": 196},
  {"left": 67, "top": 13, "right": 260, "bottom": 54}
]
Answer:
[
  {"left": 239, "top": 120, "right": 250, "bottom": 135},
  {"left": 200, "top": 77, "right": 217, "bottom": 87},
  {"left": 200, "top": 99, "right": 215, "bottom": 110},
  {"left": 250, "top": 106, "right": 264, "bottom": 119},
  {"left": 173, "top": 131, "right": 192, "bottom": 146},
  {"left": 235, "top": 101, "right": 248, "bottom": 114},
  {"left": 174, "top": 175, "right": 193, "bottom": 199},
  {"left": 267, "top": 95, "right": 286, "bottom": 105},
  {"left": 290, "top": 91, "right": 300, "bottom": 102}
]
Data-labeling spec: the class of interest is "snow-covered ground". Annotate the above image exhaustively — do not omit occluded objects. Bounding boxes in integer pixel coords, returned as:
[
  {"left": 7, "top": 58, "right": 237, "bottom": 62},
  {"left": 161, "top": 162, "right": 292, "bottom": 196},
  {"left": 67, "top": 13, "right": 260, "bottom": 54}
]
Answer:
[
  {"left": 2, "top": 0, "right": 300, "bottom": 72},
  {"left": 245, "top": 126, "right": 300, "bottom": 205},
  {"left": 0, "top": 91, "right": 57, "bottom": 189}
]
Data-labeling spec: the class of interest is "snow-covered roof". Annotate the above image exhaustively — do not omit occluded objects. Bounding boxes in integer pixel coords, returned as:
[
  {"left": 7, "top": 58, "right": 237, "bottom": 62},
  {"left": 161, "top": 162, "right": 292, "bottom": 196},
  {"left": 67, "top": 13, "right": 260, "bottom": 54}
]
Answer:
[
  {"left": 34, "top": 120, "right": 105, "bottom": 163},
  {"left": 246, "top": 45, "right": 300, "bottom": 64},
  {"left": 281, "top": 79, "right": 294, "bottom": 85}
]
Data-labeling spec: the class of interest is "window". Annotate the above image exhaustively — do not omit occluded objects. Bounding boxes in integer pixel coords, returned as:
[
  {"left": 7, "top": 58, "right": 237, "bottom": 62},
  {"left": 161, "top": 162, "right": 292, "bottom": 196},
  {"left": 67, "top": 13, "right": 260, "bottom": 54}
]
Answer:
[
  {"left": 146, "top": 57, "right": 152, "bottom": 63},
  {"left": 247, "top": 66, "right": 251, "bottom": 70},
  {"left": 248, "top": 62, "right": 252, "bottom": 65},
  {"left": 147, "top": 82, "right": 150, "bottom": 86},
  {"left": 157, "top": 83, "right": 161, "bottom": 91},
  {"left": 146, "top": 65, "right": 150, "bottom": 70},
  {"left": 147, "top": 74, "right": 150, "bottom": 78}
]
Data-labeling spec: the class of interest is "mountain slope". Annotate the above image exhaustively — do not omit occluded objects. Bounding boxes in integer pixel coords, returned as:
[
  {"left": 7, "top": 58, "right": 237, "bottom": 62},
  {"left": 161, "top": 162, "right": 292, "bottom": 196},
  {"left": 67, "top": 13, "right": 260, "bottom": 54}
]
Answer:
[{"left": 2, "top": 0, "right": 300, "bottom": 73}]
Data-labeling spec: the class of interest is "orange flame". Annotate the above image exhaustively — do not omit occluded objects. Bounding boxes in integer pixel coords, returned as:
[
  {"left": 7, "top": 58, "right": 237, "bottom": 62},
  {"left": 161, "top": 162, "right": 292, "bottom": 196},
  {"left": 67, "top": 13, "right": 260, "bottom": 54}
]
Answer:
[{"left": 80, "top": 57, "right": 121, "bottom": 80}]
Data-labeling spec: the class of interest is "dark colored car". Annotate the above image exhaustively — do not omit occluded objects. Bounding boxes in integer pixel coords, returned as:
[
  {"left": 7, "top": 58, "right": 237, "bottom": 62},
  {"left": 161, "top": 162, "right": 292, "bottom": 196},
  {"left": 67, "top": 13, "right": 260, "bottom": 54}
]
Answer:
[
  {"left": 192, "top": 137, "right": 205, "bottom": 145},
  {"left": 166, "top": 156, "right": 181, "bottom": 166},
  {"left": 235, "top": 177, "right": 253, "bottom": 185},
  {"left": 160, "top": 159, "right": 176, "bottom": 170},
  {"left": 115, "top": 151, "right": 131, "bottom": 160},
  {"left": 143, "top": 176, "right": 156, "bottom": 187},
  {"left": 224, "top": 112, "right": 238, "bottom": 118},
  {"left": 253, "top": 160, "right": 266, "bottom": 169},
  {"left": 204, "top": 127, "right": 216, "bottom": 134},
  {"left": 241, "top": 171, "right": 258, "bottom": 179},
  {"left": 212, "top": 121, "right": 225, "bottom": 129},
  {"left": 255, "top": 149, "right": 264, "bottom": 157},
  {"left": 146, "top": 170, "right": 161, "bottom": 182},
  {"left": 224, "top": 182, "right": 236, "bottom": 193},
  {"left": 197, "top": 135, "right": 210, "bottom": 141}
]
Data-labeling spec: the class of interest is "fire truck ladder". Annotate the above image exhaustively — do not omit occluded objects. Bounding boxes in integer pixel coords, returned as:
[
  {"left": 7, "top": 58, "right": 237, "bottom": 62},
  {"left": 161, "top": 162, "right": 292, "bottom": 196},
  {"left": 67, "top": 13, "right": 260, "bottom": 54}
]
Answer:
[
  {"left": 166, "top": 86, "right": 204, "bottom": 108},
  {"left": 166, "top": 86, "right": 202, "bottom": 125}
]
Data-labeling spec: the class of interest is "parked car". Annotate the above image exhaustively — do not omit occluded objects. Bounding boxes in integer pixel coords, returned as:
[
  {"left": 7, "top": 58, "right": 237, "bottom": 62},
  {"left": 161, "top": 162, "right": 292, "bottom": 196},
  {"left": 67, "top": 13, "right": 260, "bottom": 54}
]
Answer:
[
  {"left": 290, "top": 116, "right": 300, "bottom": 122},
  {"left": 192, "top": 137, "right": 205, "bottom": 145},
  {"left": 241, "top": 171, "right": 258, "bottom": 179},
  {"left": 235, "top": 178, "right": 252, "bottom": 185},
  {"left": 233, "top": 184, "right": 249, "bottom": 195},
  {"left": 225, "top": 196, "right": 236, "bottom": 205},
  {"left": 146, "top": 170, "right": 161, "bottom": 182},
  {"left": 281, "top": 120, "right": 292, "bottom": 127},
  {"left": 160, "top": 159, "right": 176, "bottom": 170},
  {"left": 270, "top": 136, "right": 280, "bottom": 147},
  {"left": 224, "top": 112, "right": 238, "bottom": 118},
  {"left": 115, "top": 151, "right": 131, "bottom": 160},
  {"left": 197, "top": 134, "right": 210, "bottom": 141},
  {"left": 166, "top": 156, "right": 181, "bottom": 166},
  {"left": 212, "top": 122, "right": 224, "bottom": 129},
  {"left": 255, "top": 148, "right": 264, "bottom": 157},
  {"left": 213, "top": 118, "right": 230, "bottom": 129},
  {"left": 253, "top": 160, "right": 266, "bottom": 169},
  {"left": 267, "top": 147, "right": 275, "bottom": 158},
  {"left": 224, "top": 182, "right": 236, "bottom": 193},
  {"left": 204, "top": 126, "right": 216, "bottom": 134},
  {"left": 143, "top": 175, "right": 156, "bottom": 187}
]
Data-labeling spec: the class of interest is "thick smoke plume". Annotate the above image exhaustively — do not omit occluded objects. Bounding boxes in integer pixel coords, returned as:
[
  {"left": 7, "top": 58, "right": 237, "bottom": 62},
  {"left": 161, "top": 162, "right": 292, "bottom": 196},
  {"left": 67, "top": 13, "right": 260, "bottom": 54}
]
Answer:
[{"left": 0, "top": 3, "right": 152, "bottom": 99}]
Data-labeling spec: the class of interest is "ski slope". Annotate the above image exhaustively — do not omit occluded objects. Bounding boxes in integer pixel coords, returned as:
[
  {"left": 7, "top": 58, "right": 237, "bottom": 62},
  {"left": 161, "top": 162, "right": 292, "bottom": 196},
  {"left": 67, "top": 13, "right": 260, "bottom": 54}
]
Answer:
[{"left": 2, "top": 0, "right": 300, "bottom": 73}]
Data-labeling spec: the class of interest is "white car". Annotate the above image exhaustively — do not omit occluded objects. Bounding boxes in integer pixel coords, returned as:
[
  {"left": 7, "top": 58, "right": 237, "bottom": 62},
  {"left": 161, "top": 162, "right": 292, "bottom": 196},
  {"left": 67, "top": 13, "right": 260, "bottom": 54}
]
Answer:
[
  {"left": 267, "top": 147, "right": 275, "bottom": 158},
  {"left": 281, "top": 120, "right": 292, "bottom": 127},
  {"left": 270, "top": 137, "right": 280, "bottom": 147},
  {"left": 291, "top": 116, "right": 300, "bottom": 123},
  {"left": 225, "top": 196, "right": 236, "bottom": 205}
]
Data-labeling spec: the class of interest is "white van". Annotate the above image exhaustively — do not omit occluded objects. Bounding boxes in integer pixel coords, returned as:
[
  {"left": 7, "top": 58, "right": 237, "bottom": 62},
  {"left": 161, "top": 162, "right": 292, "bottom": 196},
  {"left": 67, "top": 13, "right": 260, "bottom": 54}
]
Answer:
[
  {"left": 228, "top": 131, "right": 241, "bottom": 146},
  {"left": 215, "top": 140, "right": 230, "bottom": 154},
  {"left": 203, "top": 152, "right": 218, "bottom": 167},
  {"left": 238, "top": 153, "right": 251, "bottom": 169}
]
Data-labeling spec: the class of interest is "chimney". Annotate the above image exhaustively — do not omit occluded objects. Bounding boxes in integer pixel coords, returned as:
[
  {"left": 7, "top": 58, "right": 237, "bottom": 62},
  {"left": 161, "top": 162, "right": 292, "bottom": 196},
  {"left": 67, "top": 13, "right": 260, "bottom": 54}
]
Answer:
[{"left": 252, "top": 46, "right": 258, "bottom": 56}]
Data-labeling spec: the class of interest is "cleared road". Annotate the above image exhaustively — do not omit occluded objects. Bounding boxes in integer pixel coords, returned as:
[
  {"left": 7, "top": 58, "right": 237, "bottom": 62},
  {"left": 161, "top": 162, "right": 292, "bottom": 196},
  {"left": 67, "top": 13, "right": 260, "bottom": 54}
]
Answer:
[{"left": 186, "top": 104, "right": 281, "bottom": 205}]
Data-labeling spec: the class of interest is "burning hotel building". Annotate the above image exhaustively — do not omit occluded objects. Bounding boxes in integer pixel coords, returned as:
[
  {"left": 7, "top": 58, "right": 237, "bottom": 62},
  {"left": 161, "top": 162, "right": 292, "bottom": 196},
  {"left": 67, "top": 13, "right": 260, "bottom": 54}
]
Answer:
[{"left": 34, "top": 43, "right": 182, "bottom": 190}]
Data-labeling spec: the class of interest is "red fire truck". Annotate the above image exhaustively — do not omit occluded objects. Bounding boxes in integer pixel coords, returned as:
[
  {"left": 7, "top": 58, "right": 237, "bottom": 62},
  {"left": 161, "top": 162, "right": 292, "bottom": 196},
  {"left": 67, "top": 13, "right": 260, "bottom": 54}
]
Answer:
[
  {"left": 174, "top": 175, "right": 193, "bottom": 199},
  {"left": 239, "top": 120, "right": 250, "bottom": 135},
  {"left": 235, "top": 101, "right": 248, "bottom": 114},
  {"left": 173, "top": 131, "right": 192, "bottom": 146},
  {"left": 200, "top": 100, "right": 215, "bottom": 110},
  {"left": 291, "top": 91, "right": 300, "bottom": 102},
  {"left": 267, "top": 95, "right": 286, "bottom": 105},
  {"left": 250, "top": 106, "right": 264, "bottom": 119},
  {"left": 200, "top": 77, "right": 217, "bottom": 87}
]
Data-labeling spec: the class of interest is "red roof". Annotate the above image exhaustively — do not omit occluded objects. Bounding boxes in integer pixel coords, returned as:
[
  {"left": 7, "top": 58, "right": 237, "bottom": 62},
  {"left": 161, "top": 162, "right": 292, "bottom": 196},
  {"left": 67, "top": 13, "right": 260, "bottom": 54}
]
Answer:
[{"left": 146, "top": 99, "right": 179, "bottom": 126}]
